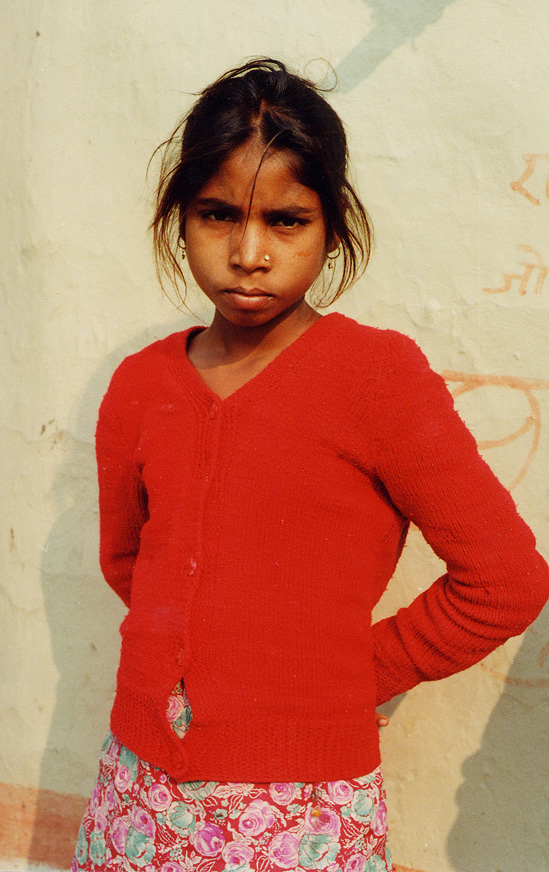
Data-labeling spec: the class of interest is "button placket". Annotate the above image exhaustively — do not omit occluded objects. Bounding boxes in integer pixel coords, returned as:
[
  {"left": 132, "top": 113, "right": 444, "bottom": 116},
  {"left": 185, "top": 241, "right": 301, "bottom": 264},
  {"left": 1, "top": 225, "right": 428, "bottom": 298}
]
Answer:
[
  {"left": 181, "top": 400, "right": 227, "bottom": 682},
  {"left": 183, "top": 400, "right": 224, "bottom": 589}
]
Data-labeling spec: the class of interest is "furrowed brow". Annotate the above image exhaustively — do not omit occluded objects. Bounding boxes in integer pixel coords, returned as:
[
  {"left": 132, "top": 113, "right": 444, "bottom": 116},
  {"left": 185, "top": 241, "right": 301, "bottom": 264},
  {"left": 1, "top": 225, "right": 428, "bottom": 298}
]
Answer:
[
  {"left": 265, "top": 206, "right": 317, "bottom": 220},
  {"left": 195, "top": 198, "right": 243, "bottom": 217}
]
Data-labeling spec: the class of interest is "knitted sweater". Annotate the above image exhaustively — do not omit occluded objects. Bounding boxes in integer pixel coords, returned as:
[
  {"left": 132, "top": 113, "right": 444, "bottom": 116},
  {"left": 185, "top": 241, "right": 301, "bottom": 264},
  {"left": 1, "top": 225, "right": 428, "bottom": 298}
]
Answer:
[{"left": 97, "top": 313, "right": 548, "bottom": 782}]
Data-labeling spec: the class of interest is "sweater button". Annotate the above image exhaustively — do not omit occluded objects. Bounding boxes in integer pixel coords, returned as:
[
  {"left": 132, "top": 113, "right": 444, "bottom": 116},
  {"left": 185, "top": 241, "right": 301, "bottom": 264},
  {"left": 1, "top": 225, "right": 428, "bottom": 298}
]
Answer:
[
  {"left": 176, "top": 648, "right": 185, "bottom": 665},
  {"left": 185, "top": 558, "right": 197, "bottom": 576},
  {"left": 209, "top": 401, "right": 219, "bottom": 419}
]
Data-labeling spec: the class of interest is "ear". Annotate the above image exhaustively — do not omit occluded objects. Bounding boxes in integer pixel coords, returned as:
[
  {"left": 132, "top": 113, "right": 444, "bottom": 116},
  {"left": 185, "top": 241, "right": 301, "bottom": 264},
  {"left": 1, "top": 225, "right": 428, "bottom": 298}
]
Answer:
[{"left": 326, "top": 234, "right": 339, "bottom": 255}]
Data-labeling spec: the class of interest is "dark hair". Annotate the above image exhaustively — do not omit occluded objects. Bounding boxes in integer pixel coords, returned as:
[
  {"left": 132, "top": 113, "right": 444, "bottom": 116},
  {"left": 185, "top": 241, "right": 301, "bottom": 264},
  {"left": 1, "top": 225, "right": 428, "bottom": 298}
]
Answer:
[{"left": 151, "top": 58, "right": 373, "bottom": 306}]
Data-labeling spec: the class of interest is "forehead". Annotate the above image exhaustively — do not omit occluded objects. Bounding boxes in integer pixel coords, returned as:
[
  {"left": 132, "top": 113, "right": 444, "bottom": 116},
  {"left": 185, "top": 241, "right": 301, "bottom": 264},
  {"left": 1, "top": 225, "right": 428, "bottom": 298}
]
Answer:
[{"left": 198, "top": 140, "right": 321, "bottom": 208}]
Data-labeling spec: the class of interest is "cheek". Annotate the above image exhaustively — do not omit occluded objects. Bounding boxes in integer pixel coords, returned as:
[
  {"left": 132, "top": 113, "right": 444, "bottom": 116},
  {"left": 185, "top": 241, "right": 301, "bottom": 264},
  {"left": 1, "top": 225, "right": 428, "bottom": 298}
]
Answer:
[
  {"left": 185, "top": 230, "right": 220, "bottom": 281},
  {"left": 290, "top": 225, "right": 326, "bottom": 261},
  {"left": 294, "top": 238, "right": 328, "bottom": 272},
  {"left": 185, "top": 246, "right": 211, "bottom": 291},
  {"left": 187, "top": 258, "right": 215, "bottom": 295}
]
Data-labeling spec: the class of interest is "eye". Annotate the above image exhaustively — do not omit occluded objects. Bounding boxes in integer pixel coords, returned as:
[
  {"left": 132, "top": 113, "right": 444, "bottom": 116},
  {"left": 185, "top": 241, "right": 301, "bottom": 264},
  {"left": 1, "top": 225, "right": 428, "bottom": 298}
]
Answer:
[
  {"left": 201, "top": 209, "right": 236, "bottom": 223},
  {"left": 271, "top": 215, "right": 308, "bottom": 229}
]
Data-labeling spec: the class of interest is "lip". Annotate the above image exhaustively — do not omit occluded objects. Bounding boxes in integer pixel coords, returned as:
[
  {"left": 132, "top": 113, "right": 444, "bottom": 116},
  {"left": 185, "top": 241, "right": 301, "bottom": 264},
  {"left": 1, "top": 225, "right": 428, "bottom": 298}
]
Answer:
[
  {"left": 223, "top": 288, "right": 273, "bottom": 310},
  {"left": 225, "top": 287, "right": 271, "bottom": 297}
]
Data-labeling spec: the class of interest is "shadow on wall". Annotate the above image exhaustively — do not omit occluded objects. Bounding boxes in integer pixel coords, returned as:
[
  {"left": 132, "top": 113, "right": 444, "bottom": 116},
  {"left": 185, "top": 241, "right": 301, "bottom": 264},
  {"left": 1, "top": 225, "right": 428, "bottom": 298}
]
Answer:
[
  {"left": 447, "top": 613, "right": 549, "bottom": 872},
  {"left": 335, "top": 0, "right": 459, "bottom": 93},
  {"left": 27, "top": 317, "right": 193, "bottom": 869}
]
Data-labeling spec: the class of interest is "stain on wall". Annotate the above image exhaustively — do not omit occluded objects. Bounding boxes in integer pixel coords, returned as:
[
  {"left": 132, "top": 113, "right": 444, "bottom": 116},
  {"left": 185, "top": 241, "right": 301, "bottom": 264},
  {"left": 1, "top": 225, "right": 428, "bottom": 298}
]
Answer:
[{"left": 335, "top": 0, "right": 459, "bottom": 92}]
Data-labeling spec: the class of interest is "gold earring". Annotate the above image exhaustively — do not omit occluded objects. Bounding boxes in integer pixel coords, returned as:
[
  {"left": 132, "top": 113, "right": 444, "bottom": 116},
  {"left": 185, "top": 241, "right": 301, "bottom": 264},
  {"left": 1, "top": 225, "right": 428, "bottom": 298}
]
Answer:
[{"left": 327, "top": 250, "right": 339, "bottom": 270}]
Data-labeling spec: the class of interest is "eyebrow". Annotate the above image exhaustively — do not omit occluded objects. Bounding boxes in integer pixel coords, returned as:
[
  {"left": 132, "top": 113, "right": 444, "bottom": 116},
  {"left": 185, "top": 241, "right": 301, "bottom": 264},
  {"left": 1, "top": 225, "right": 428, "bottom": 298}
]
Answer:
[
  {"left": 194, "top": 198, "right": 318, "bottom": 218},
  {"left": 195, "top": 198, "right": 240, "bottom": 212},
  {"left": 267, "top": 206, "right": 317, "bottom": 219}
]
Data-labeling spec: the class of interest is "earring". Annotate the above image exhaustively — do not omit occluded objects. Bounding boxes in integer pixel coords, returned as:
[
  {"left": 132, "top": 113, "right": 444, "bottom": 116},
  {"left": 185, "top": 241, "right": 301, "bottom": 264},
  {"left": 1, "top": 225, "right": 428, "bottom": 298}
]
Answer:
[
  {"left": 177, "top": 239, "right": 186, "bottom": 260},
  {"left": 327, "top": 249, "right": 340, "bottom": 270}
]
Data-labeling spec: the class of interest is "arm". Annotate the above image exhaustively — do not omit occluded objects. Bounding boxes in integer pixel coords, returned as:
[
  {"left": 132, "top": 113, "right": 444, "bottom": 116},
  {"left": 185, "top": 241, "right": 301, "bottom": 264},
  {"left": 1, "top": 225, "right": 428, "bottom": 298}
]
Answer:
[
  {"left": 95, "top": 375, "right": 148, "bottom": 608},
  {"left": 371, "top": 334, "right": 549, "bottom": 706}
]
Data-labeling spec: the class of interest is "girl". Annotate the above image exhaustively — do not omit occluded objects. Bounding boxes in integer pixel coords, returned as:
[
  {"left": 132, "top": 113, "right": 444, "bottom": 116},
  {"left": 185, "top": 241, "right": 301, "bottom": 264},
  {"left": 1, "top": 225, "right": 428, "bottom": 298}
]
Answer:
[{"left": 73, "top": 59, "right": 549, "bottom": 872}]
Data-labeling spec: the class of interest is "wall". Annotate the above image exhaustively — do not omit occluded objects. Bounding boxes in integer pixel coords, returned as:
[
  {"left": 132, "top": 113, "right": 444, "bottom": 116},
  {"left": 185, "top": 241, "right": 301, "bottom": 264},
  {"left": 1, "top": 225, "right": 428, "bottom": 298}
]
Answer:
[{"left": 1, "top": 2, "right": 548, "bottom": 870}]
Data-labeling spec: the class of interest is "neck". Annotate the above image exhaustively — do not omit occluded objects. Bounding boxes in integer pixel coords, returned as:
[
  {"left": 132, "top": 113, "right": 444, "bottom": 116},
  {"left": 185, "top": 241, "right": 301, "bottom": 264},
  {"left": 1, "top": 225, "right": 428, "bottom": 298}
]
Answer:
[{"left": 202, "top": 300, "right": 321, "bottom": 365}]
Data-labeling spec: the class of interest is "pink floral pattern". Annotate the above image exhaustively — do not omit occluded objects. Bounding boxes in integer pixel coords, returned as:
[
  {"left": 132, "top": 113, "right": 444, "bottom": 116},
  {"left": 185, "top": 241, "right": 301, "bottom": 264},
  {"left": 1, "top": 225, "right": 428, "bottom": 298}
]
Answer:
[{"left": 73, "top": 683, "right": 392, "bottom": 871}]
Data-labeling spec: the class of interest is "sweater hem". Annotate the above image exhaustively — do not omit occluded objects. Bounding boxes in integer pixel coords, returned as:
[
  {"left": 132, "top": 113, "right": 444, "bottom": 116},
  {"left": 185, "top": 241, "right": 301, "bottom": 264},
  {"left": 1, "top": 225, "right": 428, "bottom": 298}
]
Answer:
[{"left": 111, "top": 686, "right": 382, "bottom": 783}]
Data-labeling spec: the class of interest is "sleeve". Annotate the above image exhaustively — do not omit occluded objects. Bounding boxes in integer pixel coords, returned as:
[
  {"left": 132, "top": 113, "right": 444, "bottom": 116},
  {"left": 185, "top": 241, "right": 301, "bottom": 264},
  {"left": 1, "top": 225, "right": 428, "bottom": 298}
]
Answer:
[
  {"left": 371, "top": 333, "right": 549, "bottom": 706},
  {"left": 95, "top": 369, "right": 149, "bottom": 608}
]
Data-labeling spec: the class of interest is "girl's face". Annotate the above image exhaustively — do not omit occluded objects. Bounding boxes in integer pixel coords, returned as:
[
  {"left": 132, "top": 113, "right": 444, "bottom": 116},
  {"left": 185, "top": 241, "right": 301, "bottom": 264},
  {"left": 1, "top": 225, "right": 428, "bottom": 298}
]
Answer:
[{"left": 184, "top": 139, "right": 332, "bottom": 327}]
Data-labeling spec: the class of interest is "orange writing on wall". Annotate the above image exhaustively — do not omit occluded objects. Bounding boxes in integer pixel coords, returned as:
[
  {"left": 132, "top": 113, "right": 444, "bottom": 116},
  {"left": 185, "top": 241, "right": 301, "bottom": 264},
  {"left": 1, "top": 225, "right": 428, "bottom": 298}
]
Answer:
[
  {"left": 442, "top": 371, "right": 549, "bottom": 490},
  {"left": 483, "top": 244, "right": 547, "bottom": 296},
  {"left": 510, "top": 153, "right": 549, "bottom": 206},
  {"left": 480, "top": 639, "right": 549, "bottom": 689},
  {"left": 483, "top": 154, "right": 549, "bottom": 296},
  {"left": 443, "top": 371, "right": 549, "bottom": 689}
]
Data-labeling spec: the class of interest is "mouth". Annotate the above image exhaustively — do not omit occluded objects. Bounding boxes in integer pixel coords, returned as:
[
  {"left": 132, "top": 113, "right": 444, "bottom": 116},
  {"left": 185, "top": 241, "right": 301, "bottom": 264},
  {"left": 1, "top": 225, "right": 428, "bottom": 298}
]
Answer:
[
  {"left": 223, "top": 288, "right": 273, "bottom": 310},
  {"left": 225, "top": 287, "right": 271, "bottom": 297}
]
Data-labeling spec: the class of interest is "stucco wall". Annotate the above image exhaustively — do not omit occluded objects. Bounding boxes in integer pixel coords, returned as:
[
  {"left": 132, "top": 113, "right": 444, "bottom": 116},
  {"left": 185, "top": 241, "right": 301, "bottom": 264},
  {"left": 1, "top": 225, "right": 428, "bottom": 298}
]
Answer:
[{"left": 1, "top": 2, "right": 548, "bottom": 870}]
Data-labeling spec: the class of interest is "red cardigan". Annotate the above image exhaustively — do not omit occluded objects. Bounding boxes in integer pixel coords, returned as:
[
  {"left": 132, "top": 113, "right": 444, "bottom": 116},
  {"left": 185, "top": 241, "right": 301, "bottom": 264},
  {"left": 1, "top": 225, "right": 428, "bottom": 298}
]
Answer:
[{"left": 96, "top": 313, "right": 548, "bottom": 781}]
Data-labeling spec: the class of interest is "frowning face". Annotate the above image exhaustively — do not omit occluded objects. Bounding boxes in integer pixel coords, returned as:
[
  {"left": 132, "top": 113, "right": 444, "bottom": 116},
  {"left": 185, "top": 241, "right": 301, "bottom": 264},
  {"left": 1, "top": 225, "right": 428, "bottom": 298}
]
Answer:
[{"left": 184, "top": 139, "right": 332, "bottom": 327}]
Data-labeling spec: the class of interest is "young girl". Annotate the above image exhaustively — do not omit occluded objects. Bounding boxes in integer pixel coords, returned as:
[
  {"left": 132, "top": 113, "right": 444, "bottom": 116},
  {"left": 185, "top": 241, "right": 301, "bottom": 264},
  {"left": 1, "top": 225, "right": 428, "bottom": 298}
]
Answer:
[{"left": 73, "top": 59, "right": 549, "bottom": 872}]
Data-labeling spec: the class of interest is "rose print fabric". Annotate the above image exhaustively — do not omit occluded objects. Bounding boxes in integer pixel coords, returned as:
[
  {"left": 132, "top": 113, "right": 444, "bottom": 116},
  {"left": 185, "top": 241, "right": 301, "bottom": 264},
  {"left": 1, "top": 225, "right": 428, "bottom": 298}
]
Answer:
[{"left": 73, "top": 683, "right": 392, "bottom": 872}]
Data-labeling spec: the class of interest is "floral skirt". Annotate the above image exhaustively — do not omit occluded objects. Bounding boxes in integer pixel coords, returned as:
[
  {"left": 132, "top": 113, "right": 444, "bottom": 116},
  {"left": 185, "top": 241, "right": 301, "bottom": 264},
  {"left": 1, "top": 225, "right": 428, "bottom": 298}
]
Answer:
[{"left": 73, "top": 683, "right": 392, "bottom": 872}]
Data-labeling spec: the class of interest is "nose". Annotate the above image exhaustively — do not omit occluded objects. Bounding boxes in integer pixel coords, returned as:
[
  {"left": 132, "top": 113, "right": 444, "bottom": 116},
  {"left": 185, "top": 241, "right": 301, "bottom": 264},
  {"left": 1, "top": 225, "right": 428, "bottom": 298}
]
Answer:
[{"left": 229, "top": 223, "right": 270, "bottom": 273}]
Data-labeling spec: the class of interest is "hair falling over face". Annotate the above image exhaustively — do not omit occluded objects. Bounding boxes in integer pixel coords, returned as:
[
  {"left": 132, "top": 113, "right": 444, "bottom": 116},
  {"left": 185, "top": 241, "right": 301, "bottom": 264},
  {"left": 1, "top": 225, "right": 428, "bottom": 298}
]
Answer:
[{"left": 150, "top": 58, "right": 373, "bottom": 307}]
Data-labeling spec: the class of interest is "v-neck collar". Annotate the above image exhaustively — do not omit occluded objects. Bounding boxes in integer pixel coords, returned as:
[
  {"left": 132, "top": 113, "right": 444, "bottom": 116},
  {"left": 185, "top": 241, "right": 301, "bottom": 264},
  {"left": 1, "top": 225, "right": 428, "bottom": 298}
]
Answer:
[{"left": 177, "top": 312, "right": 344, "bottom": 407}]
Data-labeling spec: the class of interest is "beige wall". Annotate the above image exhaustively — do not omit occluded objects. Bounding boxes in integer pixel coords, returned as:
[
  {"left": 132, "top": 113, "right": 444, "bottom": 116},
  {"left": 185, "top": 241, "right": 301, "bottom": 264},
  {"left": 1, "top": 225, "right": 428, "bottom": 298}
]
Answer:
[{"left": 1, "top": 2, "right": 548, "bottom": 870}]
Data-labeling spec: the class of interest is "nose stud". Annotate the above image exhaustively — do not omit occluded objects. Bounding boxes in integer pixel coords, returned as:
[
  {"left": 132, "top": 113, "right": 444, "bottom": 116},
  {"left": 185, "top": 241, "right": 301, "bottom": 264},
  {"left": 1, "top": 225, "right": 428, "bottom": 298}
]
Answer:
[{"left": 264, "top": 255, "right": 270, "bottom": 262}]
